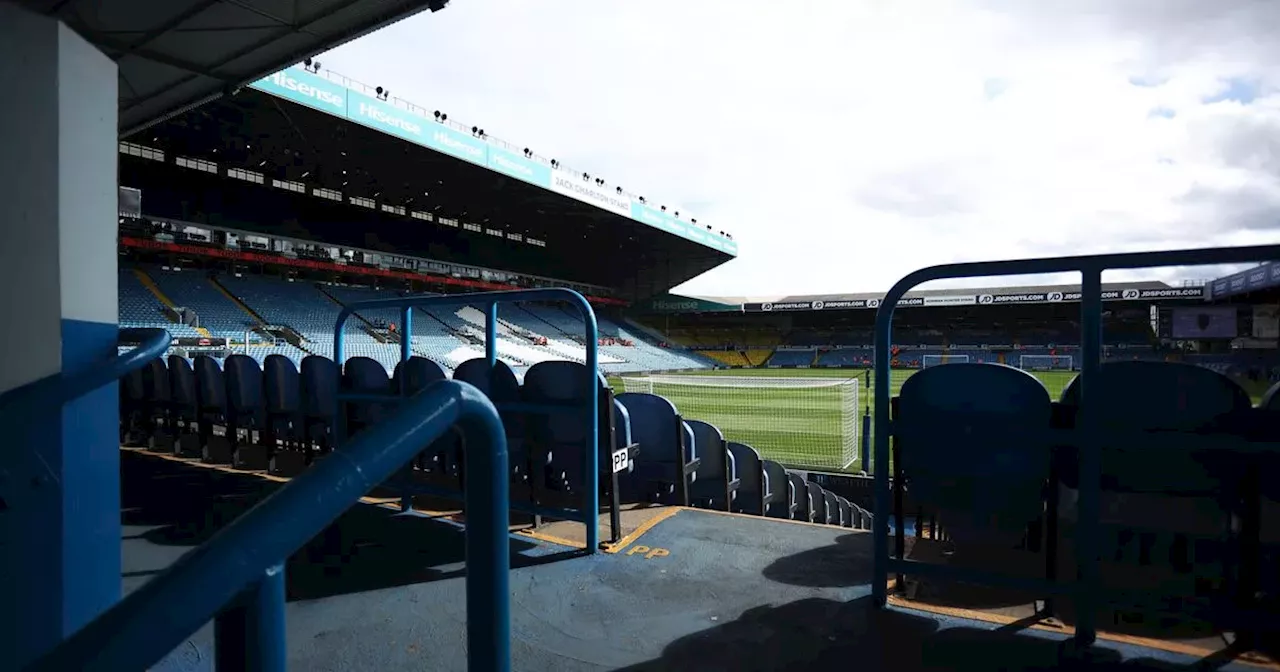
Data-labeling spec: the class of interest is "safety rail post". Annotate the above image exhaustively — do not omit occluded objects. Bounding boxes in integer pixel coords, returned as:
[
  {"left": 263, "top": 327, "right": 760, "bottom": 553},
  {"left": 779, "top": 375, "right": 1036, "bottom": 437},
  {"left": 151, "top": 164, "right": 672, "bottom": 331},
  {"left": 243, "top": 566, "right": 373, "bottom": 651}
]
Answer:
[
  {"left": 332, "top": 288, "right": 601, "bottom": 552},
  {"left": 214, "top": 563, "right": 286, "bottom": 671},
  {"left": 401, "top": 305, "right": 413, "bottom": 370},
  {"left": 28, "top": 380, "right": 509, "bottom": 672},
  {"left": 868, "top": 243, "right": 1280, "bottom": 651}
]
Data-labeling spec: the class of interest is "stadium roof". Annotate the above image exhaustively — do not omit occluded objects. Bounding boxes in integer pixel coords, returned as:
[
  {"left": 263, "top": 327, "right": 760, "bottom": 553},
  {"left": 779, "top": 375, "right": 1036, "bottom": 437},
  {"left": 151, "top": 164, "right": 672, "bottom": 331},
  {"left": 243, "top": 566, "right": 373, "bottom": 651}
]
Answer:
[
  {"left": 17, "top": 0, "right": 448, "bottom": 135},
  {"left": 695, "top": 280, "right": 1197, "bottom": 306},
  {"left": 650, "top": 279, "right": 1206, "bottom": 313},
  {"left": 127, "top": 68, "right": 736, "bottom": 298}
]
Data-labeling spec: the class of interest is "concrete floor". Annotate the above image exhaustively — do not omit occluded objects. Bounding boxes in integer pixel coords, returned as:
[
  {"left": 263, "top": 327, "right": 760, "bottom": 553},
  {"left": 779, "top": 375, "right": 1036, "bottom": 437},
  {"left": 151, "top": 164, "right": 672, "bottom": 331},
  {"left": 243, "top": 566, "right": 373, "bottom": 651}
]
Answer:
[{"left": 120, "top": 450, "right": 1275, "bottom": 671}]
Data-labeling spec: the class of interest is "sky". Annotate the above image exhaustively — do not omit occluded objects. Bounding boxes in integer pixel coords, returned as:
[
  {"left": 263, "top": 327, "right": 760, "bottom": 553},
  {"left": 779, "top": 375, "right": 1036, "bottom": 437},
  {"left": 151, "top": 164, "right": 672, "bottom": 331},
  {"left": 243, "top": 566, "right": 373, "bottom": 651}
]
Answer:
[{"left": 322, "top": 0, "right": 1280, "bottom": 298}]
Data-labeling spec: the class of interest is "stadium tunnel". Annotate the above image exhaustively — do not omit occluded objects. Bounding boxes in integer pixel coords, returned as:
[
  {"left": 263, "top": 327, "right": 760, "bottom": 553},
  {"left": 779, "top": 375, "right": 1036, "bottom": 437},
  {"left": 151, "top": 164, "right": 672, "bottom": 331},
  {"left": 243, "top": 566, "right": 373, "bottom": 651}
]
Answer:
[{"left": 0, "top": 0, "right": 449, "bottom": 666}]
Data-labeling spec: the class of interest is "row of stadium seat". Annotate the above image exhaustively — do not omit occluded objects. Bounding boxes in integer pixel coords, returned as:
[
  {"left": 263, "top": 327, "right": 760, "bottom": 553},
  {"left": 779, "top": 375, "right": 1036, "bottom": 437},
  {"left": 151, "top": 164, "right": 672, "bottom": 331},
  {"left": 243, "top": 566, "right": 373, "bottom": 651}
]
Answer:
[
  {"left": 892, "top": 360, "right": 1280, "bottom": 629},
  {"left": 120, "top": 353, "right": 870, "bottom": 531}
]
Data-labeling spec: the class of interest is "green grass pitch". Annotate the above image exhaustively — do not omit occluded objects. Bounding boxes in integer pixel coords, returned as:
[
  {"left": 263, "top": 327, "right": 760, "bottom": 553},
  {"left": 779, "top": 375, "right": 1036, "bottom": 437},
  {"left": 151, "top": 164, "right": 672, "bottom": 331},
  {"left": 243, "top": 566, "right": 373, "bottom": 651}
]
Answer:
[{"left": 608, "top": 367, "right": 1078, "bottom": 472}]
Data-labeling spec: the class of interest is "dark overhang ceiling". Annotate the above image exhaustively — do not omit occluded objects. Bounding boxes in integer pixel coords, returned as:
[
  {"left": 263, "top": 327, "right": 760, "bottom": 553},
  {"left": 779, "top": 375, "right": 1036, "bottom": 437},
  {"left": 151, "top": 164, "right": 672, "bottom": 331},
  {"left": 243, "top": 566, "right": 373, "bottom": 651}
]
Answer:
[{"left": 14, "top": 0, "right": 448, "bottom": 135}]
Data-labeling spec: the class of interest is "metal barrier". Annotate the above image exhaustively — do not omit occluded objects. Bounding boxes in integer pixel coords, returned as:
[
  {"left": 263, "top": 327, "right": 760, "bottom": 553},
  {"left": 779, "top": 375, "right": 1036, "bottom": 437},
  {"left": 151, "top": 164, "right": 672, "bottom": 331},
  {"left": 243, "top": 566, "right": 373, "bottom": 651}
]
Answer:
[
  {"left": 869, "top": 244, "right": 1280, "bottom": 648},
  {"left": 0, "top": 327, "right": 169, "bottom": 413},
  {"left": 31, "top": 379, "right": 510, "bottom": 672},
  {"left": 333, "top": 287, "right": 602, "bottom": 552}
]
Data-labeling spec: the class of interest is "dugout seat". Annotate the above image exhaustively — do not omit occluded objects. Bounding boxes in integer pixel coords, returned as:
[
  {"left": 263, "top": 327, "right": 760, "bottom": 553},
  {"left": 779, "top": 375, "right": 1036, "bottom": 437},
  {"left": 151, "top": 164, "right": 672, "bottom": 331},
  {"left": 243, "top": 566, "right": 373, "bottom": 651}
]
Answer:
[
  {"left": 686, "top": 420, "right": 739, "bottom": 511},
  {"left": 522, "top": 361, "right": 614, "bottom": 508},
  {"left": 393, "top": 357, "right": 459, "bottom": 485},
  {"left": 850, "top": 501, "right": 873, "bottom": 530},
  {"left": 223, "top": 354, "right": 269, "bottom": 470},
  {"left": 341, "top": 356, "right": 394, "bottom": 437},
  {"left": 453, "top": 358, "right": 534, "bottom": 486},
  {"left": 262, "top": 355, "right": 304, "bottom": 475},
  {"left": 142, "top": 357, "right": 174, "bottom": 451},
  {"left": 725, "top": 442, "right": 768, "bottom": 515},
  {"left": 119, "top": 362, "right": 149, "bottom": 445},
  {"left": 762, "top": 460, "right": 794, "bottom": 519},
  {"left": 194, "top": 355, "right": 232, "bottom": 464},
  {"left": 837, "top": 496, "right": 853, "bottom": 528},
  {"left": 616, "top": 392, "right": 700, "bottom": 506},
  {"left": 788, "top": 472, "right": 809, "bottom": 522},
  {"left": 1056, "top": 361, "right": 1252, "bottom": 608},
  {"left": 823, "top": 490, "right": 840, "bottom": 526},
  {"left": 167, "top": 355, "right": 201, "bottom": 457},
  {"left": 300, "top": 355, "right": 339, "bottom": 455},
  {"left": 1251, "top": 383, "right": 1280, "bottom": 616},
  {"left": 805, "top": 481, "right": 827, "bottom": 524},
  {"left": 895, "top": 362, "right": 1052, "bottom": 549}
]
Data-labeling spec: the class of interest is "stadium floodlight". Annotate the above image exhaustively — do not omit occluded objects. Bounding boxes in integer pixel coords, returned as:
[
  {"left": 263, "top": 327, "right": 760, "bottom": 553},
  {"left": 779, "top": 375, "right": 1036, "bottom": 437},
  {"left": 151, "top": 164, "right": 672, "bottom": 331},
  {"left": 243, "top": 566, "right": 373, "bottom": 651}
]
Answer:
[
  {"left": 620, "top": 374, "right": 860, "bottom": 471},
  {"left": 1017, "top": 354, "right": 1074, "bottom": 371},
  {"left": 922, "top": 354, "right": 969, "bottom": 368}
]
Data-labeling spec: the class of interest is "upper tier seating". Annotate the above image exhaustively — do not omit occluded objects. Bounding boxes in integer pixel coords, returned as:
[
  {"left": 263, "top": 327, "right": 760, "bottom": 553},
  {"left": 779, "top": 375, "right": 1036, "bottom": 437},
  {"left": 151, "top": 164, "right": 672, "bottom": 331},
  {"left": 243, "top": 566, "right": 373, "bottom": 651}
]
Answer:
[
  {"left": 117, "top": 269, "right": 201, "bottom": 338},
  {"left": 129, "top": 269, "right": 707, "bottom": 375}
]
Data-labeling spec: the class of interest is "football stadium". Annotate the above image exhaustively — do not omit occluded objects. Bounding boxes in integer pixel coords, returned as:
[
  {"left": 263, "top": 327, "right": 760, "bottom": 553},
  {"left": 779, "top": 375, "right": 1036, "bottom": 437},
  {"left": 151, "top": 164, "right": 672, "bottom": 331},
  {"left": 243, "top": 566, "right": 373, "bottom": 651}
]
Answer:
[{"left": 5, "top": 2, "right": 1280, "bottom": 671}]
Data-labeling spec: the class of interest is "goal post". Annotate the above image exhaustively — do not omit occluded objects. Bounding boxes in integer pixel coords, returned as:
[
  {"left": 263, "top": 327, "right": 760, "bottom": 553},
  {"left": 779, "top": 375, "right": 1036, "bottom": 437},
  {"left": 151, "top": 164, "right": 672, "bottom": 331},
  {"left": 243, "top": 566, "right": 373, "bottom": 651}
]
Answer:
[
  {"left": 921, "top": 354, "right": 969, "bottom": 368},
  {"left": 619, "top": 374, "right": 859, "bottom": 470},
  {"left": 1017, "top": 354, "right": 1074, "bottom": 371}
]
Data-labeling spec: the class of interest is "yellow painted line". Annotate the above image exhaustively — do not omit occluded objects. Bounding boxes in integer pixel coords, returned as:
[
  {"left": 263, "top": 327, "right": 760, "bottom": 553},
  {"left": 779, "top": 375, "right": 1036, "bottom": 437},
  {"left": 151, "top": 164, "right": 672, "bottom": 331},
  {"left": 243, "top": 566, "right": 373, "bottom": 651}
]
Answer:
[
  {"left": 680, "top": 504, "right": 868, "bottom": 531},
  {"left": 887, "top": 596, "right": 1278, "bottom": 670},
  {"left": 602, "top": 507, "right": 680, "bottom": 554},
  {"left": 516, "top": 529, "right": 586, "bottom": 549}
]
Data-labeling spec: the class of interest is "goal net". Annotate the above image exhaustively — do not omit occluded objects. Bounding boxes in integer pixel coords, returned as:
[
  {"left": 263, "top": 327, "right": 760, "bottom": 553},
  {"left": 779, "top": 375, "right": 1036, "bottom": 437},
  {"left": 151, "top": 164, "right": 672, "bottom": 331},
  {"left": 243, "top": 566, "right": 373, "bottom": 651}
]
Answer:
[
  {"left": 922, "top": 354, "right": 969, "bottom": 368},
  {"left": 1017, "top": 354, "right": 1074, "bottom": 371},
  {"left": 620, "top": 375, "right": 859, "bottom": 470}
]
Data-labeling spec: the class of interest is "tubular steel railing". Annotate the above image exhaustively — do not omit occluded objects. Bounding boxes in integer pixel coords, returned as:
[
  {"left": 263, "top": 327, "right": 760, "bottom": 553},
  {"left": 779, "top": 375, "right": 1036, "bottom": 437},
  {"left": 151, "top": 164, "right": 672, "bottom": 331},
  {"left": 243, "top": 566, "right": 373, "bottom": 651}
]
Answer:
[
  {"left": 30, "top": 379, "right": 510, "bottom": 672},
  {"left": 870, "top": 243, "right": 1280, "bottom": 648},
  {"left": 333, "top": 287, "right": 602, "bottom": 551}
]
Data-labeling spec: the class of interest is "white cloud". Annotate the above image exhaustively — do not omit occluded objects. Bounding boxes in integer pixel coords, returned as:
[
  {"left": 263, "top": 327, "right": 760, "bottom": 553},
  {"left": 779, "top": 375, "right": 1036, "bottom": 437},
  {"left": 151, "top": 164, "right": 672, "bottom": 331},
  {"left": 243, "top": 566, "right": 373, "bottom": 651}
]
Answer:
[{"left": 323, "top": 0, "right": 1280, "bottom": 297}]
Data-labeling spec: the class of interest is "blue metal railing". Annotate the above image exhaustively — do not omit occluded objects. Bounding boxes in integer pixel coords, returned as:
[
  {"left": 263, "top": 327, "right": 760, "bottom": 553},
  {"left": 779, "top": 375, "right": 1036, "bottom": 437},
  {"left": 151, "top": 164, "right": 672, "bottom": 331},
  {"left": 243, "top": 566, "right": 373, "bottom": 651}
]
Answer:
[
  {"left": 870, "top": 243, "right": 1280, "bottom": 648},
  {"left": 31, "top": 379, "right": 510, "bottom": 672},
  {"left": 333, "top": 287, "right": 601, "bottom": 551},
  {"left": 0, "top": 327, "right": 170, "bottom": 413}
]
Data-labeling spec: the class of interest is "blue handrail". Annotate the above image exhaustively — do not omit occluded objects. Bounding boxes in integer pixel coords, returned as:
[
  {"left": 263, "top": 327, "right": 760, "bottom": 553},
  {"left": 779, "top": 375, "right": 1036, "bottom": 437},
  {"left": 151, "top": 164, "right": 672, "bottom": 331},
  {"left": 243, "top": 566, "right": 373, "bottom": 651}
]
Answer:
[
  {"left": 0, "top": 327, "right": 170, "bottom": 412},
  {"left": 869, "top": 243, "right": 1280, "bottom": 647},
  {"left": 29, "top": 379, "right": 511, "bottom": 672},
  {"left": 332, "top": 287, "right": 601, "bottom": 551}
]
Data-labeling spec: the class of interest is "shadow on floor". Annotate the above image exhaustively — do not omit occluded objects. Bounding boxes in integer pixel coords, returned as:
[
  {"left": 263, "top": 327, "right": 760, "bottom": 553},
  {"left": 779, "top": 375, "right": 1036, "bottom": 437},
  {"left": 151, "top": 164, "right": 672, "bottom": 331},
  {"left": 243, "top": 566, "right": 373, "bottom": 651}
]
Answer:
[
  {"left": 120, "top": 451, "right": 581, "bottom": 602},
  {"left": 611, "top": 593, "right": 1256, "bottom": 672}
]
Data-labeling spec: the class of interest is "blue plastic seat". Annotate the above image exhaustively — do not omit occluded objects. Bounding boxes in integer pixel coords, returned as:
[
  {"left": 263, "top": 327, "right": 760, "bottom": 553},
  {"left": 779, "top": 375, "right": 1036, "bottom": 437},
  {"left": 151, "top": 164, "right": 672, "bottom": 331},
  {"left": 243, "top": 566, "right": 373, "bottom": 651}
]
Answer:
[
  {"left": 262, "top": 355, "right": 301, "bottom": 444},
  {"left": 683, "top": 421, "right": 739, "bottom": 510},
  {"left": 837, "top": 496, "right": 853, "bottom": 528},
  {"left": 805, "top": 481, "right": 826, "bottom": 524},
  {"left": 193, "top": 355, "right": 228, "bottom": 456},
  {"left": 167, "top": 355, "right": 197, "bottom": 427},
  {"left": 300, "top": 355, "right": 338, "bottom": 452},
  {"left": 1056, "top": 361, "right": 1252, "bottom": 596},
  {"left": 522, "top": 361, "right": 611, "bottom": 506},
  {"left": 392, "top": 356, "right": 448, "bottom": 396},
  {"left": 223, "top": 355, "right": 265, "bottom": 445},
  {"left": 392, "top": 356, "right": 457, "bottom": 480},
  {"left": 788, "top": 472, "right": 809, "bottom": 521},
  {"left": 341, "top": 356, "right": 393, "bottom": 436},
  {"left": 896, "top": 362, "right": 1052, "bottom": 548},
  {"left": 615, "top": 392, "right": 700, "bottom": 506},
  {"left": 823, "top": 490, "right": 840, "bottom": 526},
  {"left": 454, "top": 358, "right": 531, "bottom": 483},
  {"left": 141, "top": 358, "right": 172, "bottom": 442},
  {"left": 762, "top": 460, "right": 793, "bottom": 519},
  {"left": 727, "top": 442, "right": 768, "bottom": 515}
]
